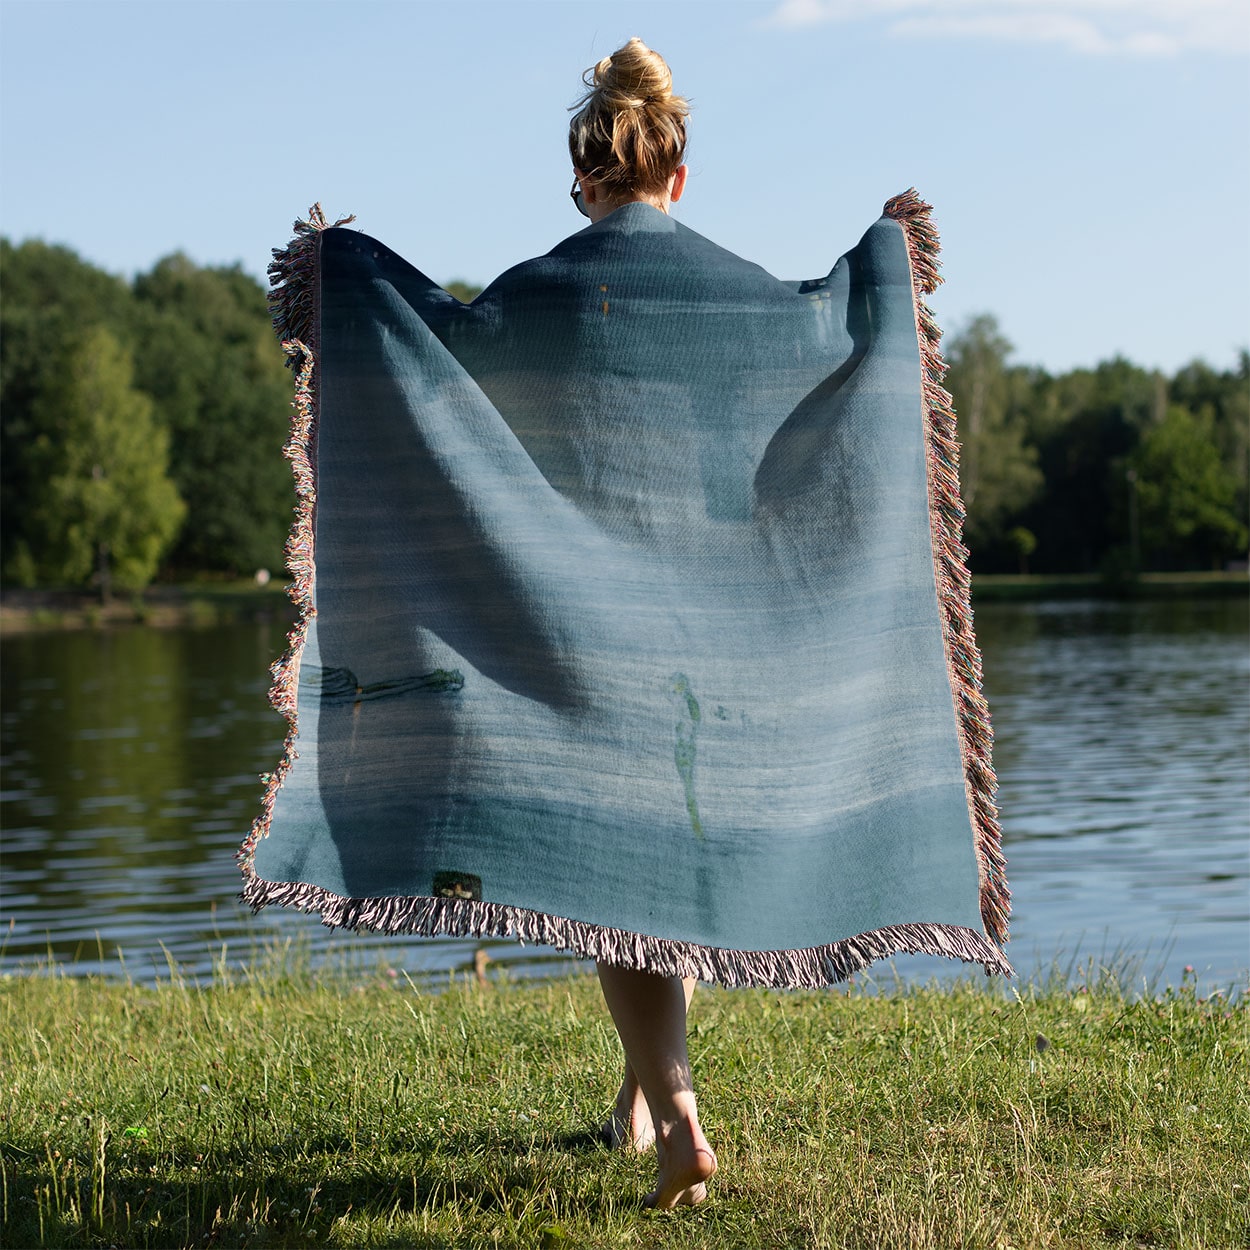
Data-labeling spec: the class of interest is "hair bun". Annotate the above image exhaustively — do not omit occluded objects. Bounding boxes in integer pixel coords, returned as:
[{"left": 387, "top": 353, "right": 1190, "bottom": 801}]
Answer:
[
  {"left": 569, "top": 38, "right": 689, "bottom": 199},
  {"left": 593, "top": 36, "right": 673, "bottom": 109}
]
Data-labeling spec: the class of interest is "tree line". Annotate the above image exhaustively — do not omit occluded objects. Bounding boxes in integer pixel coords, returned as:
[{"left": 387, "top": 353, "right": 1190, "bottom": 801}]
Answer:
[
  {"left": 1, "top": 238, "right": 1245, "bottom": 595},
  {"left": 945, "top": 316, "right": 1247, "bottom": 576}
]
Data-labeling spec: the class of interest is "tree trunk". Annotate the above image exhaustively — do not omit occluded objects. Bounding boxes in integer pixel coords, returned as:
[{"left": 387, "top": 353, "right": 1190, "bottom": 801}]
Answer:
[{"left": 97, "top": 541, "right": 112, "bottom": 606}]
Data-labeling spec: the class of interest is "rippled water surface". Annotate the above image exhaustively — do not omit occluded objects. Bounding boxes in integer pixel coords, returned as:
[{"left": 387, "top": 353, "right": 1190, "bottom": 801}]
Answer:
[{"left": 2, "top": 598, "right": 1246, "bottom": 990}]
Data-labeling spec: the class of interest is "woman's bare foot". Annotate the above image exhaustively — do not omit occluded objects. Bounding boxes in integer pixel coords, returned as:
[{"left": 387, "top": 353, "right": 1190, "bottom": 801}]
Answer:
[
  {"left": 644, "top": 1115, "right": 717, "bottom": 1209},
  {"left": 595, "top": 965, "right": 712, "bottom": 1207},
  {"left": 602, "top": 1068, "right": 655, "bottom": 1150}
]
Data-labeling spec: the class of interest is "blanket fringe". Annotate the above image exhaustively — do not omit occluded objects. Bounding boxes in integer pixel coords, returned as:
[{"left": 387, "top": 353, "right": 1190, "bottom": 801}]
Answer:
[
  {"left": 883, "top": 189, "right": 1011, "bottom": 948},
  {"left": 237, "top": 205, "right": 352, "bottom": 882},
  {"left": 266, "top": 203, "right": 355, "bottom": 354},
  {"left": 240, "top": 872, "right": 1013, "bottom": 988}
]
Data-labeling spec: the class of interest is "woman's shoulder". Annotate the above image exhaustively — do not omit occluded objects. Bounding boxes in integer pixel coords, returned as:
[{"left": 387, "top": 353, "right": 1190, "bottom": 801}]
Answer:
[{"left": 481, "top": 204, "right": 802, "bottom": 310}]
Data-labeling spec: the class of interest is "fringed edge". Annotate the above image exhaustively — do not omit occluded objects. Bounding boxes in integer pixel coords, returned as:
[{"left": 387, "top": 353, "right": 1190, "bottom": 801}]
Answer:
[
  {"left": 265, "top": 203, "right": 355, "bottom": 354},
  {"left": 883, "top": 188, "right": 1011, "bottom": 949},
  {"left": 240, "top": 873, "right": 1014, "bottom": 988},
  {"left": 237, "top": 206, "right": 353, "bottom": 884}
]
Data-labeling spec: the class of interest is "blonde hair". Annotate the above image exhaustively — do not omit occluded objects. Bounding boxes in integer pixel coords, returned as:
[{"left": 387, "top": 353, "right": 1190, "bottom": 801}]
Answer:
[{"left": 568, "top": 38, "right": 689, "bottom": 199}]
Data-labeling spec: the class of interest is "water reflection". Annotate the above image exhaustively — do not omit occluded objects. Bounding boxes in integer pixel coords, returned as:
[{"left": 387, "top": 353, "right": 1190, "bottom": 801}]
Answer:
[
  {"left": 970, "top": 597, "right": 1249, "bottom": 990},
  {"left": 2, "top": 598, "right": 1246, "bottom": 990}
]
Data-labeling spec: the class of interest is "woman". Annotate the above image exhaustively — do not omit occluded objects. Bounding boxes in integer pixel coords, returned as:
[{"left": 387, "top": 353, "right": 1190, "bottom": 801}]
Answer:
[
  {"left": 243, "top": 36, "right": 1010, "bottom": 1217},
  {"left": 567, "top": 38, "right": 717, "bottom": 1210}
]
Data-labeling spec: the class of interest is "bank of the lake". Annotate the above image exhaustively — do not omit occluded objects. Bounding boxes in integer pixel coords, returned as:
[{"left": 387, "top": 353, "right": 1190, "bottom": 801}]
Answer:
[
  {"left": 0, "top": 583, "right": 294, "bottom": 634},
  {"left": 970, "top": 570, "right": 1249, "bottom": 602},
  {"left": 1, "top": 571, "right": 1245, "bottom": 633},
  {"left": 2, "top": 965, "right": 1244, "bottom": 1250}
]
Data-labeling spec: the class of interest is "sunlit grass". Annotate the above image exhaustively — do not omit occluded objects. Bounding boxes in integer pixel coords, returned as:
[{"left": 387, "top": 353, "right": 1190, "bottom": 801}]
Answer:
[{"left": 2, "top": 950, "right": 1245, "bottom": 1249}]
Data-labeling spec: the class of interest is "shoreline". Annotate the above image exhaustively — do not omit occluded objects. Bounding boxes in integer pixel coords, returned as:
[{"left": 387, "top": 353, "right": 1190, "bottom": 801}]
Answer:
[
  {"left": 1, "top": 571, "right": 1245, "bottom": 634},
  {"left": 0, "top": 582, "right": 295, "bottom": 634},
  {"left": 969, "top": 569, "right": 1248, "bottom": 602}
]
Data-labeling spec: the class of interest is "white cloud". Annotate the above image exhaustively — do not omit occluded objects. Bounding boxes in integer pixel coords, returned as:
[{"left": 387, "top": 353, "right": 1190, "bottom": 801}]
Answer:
[{"left": 766, "top": 0, "right": 1250, "bottom": 57}]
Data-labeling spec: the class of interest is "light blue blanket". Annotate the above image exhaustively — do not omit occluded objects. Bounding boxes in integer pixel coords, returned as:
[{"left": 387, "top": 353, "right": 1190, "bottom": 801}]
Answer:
[{"left": 239, "top": 193, "right": 1011, "bottom": 986}]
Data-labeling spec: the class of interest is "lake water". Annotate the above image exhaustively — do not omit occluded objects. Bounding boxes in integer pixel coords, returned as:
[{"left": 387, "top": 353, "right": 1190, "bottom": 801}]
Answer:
[{"left": 2, "top": 598, "right": 1246, "bottom": 993}]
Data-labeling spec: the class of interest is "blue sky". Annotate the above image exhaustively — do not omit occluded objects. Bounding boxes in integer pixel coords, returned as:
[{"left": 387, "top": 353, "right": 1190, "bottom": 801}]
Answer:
[{"left": 2, "top": 0, "right": 1247, "bottom": 374}]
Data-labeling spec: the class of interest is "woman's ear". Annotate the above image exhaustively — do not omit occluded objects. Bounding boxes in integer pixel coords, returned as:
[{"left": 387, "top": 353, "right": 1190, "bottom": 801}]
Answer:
[{"left": 669, "top": 165, "right": 688, "bottom": 203}]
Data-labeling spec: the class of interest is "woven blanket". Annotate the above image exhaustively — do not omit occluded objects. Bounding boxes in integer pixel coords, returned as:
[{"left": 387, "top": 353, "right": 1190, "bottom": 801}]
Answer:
[{"left": 238, "top": 192, "right": 1012, "bottom": 987}]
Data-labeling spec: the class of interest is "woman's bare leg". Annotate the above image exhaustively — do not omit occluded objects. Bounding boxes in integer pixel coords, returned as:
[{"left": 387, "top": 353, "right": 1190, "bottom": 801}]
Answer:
[
  {"left": 596, "top": 964, "right": 716, "bottom": 1208},
  {"left": 602, "top": 978, "right": 696, "bottom": 1152},
  {"left": 603, "top": 1056, "right": 654, "bottom": 1151}
]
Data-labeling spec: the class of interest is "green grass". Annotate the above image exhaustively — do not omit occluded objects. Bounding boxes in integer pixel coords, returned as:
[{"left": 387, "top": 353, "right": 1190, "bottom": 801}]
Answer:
[{"left": 2, "top": 953, "right": 1246, "bottom": 1249}]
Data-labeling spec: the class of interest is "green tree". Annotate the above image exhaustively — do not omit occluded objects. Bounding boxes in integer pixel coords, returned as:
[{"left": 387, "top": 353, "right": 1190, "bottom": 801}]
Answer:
[
  {"left": 1007, "top": 526, "right": 1037, "bottom": 574},
  {"left": 1131, "top": 405, "right": 1246, "bottom": 569},
  {"left": 131, "top": 255, "right": 292, "bottom": 574},
  {"left": 1021, "top": 357, "right": 1161, "bottom": 573},
  {"left": 444, "top": 280, "right": 483, "bottom": 304},
  {"left": 943, "top": 316, "right": 1043, "bottom": 563},
  {"left": 21, "top": 327, "right": 185, "bottom": 596},
  {"left": 1169, "top": 353, "right": 1250, "bottom": 537},
  {"left": 1, "top": 239, "right": 138, "bottom": 577}
]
